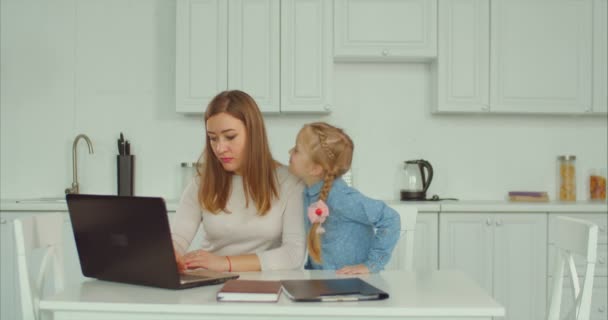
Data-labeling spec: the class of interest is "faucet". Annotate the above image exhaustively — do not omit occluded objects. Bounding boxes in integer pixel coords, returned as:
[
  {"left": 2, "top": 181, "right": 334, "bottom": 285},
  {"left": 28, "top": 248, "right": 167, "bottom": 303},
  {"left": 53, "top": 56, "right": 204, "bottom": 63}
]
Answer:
[{"left": 65, "top": 134, "right": 94, "bottom": 194}]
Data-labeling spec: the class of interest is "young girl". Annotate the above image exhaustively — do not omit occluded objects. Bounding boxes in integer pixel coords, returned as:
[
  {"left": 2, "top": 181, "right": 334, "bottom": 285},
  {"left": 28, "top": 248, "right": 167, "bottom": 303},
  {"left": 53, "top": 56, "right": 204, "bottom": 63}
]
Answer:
[{"left": 288, "top": 122, "right": 401, "bottom": 274}]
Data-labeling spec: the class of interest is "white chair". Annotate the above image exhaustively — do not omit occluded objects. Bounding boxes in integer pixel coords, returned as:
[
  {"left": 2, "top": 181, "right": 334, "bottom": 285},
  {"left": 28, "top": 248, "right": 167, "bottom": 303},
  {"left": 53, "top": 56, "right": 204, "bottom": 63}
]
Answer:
[
  {"left": 547, "top": 216, "right": 599, "bottom": 320},
  {"left": 386, "top": 206, "right": 418, "bottom": 271},
  {"left": 13, "top": 213, "right": 64, "bottom": 320}
]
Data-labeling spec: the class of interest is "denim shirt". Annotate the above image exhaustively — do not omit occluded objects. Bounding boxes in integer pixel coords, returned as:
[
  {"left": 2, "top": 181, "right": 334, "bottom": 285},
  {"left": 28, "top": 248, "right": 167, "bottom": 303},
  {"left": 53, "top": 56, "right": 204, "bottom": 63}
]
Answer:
[{"left": 303, "top": 178, "right": 401, "bottom": 272}]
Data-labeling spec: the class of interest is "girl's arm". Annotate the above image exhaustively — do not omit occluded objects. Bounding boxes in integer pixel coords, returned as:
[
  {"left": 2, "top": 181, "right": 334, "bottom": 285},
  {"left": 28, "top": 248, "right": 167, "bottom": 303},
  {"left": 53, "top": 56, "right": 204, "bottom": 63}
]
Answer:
[{"left": 359, "top": 198, "right": 401, "bottom": 272}]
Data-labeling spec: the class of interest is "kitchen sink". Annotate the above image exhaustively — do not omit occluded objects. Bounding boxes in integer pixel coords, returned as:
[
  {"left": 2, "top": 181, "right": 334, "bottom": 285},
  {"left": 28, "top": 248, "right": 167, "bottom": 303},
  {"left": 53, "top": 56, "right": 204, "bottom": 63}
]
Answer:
[{"left": 16, "top": 197, "right": 66, "bottom": 203}]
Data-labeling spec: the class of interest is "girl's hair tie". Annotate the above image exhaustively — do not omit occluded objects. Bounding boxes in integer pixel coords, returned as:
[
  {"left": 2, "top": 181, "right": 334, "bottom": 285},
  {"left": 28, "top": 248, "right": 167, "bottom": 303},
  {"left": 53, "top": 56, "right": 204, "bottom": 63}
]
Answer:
[{"left": 307, "top": 200, "right": 329, "bottom": 234}]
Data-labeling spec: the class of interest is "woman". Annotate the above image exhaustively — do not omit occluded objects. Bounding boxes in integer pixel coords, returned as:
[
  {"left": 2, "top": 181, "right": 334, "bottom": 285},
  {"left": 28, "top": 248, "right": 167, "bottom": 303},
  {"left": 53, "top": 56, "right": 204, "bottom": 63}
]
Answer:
[{"left": 171, "top": 90, "right": 305, "bottom": 272}]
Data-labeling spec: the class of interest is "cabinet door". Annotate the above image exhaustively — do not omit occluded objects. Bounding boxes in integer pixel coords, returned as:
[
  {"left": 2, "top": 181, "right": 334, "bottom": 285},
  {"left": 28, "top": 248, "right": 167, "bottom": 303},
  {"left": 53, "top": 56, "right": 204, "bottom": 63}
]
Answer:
[
  {"left": 439, "top": 213, "right": 493, "bottom": 294},
  {"left": 280, "top": 0, "right": 332, "bottom": 112},
  {"left": 490, "top": 0, "right": 592, "bottom": 114},
  {"left": 176, "top": 0, "right": 228, "bottom": 113},
  {"left": 228, "top": 0, "right": 280, "bottom": 113},
  {"left": 414, "top": 212, "right": 438, "bottom": 271},
  {"left": 0, "top": 214, "right": 17, "bottom": 320},
  {"left": 434, "top": 0, "right": 489, "bottom": 113},
  {"left": 63, "top": 218, "right": 88, "bottom": 286},
  {"left": 593, "top": 0, "right": 607, "bottom": 113},
  {"left": 334, "top": 0, "right": 437, "bottom": 61},
  {"left": 493, "top": 213, "right": 547, "bottom": 320}
]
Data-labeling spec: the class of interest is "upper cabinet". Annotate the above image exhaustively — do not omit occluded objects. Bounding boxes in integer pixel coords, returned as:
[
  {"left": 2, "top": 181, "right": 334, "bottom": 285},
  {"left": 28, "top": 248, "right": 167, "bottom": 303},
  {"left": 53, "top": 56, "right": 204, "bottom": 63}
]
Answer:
[
  {"left": 175, "top": 0, "right": 332, "bottom": 113},
  {"left": 281, "top": 0, "right": 333, "bottom": 113},
  {"left": 334, "top": 0, "right": 437, "bottom": 62},
  {"left": 175, "top": 0, "right": 228, "bottom": 113},
  {"left": 490, "top": 0, "right": 592, "bottom": 114},
  {"left": 434, "top": 0, "right": 605, "bottom": 115},
  {"left": 593, "top": 0, "right": 608, "bottom": 114},
  {"left": 433, "top": 0, "right": 490, "bottom": 113}
]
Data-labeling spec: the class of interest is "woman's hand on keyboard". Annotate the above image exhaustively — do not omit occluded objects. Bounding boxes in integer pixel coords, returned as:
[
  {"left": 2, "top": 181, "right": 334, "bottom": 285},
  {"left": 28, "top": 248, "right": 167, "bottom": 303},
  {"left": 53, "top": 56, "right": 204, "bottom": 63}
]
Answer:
[{"left": 182, "top": 249, "right": 227, "bottom": 272}]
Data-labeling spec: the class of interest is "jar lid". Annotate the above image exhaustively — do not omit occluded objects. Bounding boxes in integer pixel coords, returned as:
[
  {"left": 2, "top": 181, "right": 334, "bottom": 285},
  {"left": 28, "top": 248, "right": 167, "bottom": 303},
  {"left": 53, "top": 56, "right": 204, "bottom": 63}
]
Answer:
[
  {"left": 557, "top": 155, "right": 576, "bottom": 160},
  {"left": 180, "top": 162, "right": 199, "bottom": 167}
]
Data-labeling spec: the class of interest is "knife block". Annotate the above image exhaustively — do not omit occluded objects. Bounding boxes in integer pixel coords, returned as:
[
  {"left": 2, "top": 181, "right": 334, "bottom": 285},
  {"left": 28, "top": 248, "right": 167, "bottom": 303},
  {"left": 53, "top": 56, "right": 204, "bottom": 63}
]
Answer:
[{"left": 117, "top": 155, "right": 134, "bottom": 196}]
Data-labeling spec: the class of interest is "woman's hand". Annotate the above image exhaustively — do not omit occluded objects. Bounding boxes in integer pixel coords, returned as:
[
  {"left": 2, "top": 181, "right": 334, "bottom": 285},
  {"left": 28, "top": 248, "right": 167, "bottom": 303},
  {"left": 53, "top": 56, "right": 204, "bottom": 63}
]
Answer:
[
  {"left": 175, "top": 251, "right": 186, "bottom": 274},
  {"left": 336, "top": 264, "right": 370, "bottom": 275},
  {"left": 182, "top": 249, "right": 229, "bottom": 272}
]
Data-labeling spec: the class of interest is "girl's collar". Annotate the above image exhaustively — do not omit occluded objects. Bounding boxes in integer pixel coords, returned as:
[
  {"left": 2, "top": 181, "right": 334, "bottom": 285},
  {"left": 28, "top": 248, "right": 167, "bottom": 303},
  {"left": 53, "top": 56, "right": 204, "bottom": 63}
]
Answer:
[{"left": 304, "top": 178, "right": 346, "bottom": 197}]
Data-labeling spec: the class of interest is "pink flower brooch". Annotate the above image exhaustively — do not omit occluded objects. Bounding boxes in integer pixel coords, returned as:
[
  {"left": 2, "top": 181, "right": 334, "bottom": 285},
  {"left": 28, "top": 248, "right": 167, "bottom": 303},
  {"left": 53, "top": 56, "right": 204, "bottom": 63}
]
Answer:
[{"left": 307, "top": 200, "right": 329, "bottom": 234}]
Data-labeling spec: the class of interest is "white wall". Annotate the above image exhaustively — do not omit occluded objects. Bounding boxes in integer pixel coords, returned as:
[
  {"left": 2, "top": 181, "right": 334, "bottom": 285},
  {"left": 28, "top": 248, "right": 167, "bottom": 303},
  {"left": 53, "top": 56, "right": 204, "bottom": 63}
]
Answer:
[{"left": 2, "top": 0, "right": 607, "bottom": 201}]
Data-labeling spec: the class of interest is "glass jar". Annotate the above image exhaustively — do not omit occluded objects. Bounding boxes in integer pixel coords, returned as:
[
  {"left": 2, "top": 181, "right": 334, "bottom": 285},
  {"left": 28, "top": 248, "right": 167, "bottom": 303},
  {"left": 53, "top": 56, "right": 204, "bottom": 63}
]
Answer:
[
  {"left": 589, "top": 168, "right": 607, "bottom": 201},
  {"left": 557, "top": 155, "right": 576, "bottom": 201}
]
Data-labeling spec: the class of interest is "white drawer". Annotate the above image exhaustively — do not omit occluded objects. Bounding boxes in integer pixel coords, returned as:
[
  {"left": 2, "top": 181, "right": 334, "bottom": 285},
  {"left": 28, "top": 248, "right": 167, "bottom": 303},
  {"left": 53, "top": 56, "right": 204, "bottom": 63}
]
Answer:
[
  {"left": 549, "top": 213, "right": 608, "bottom": 244},
  {"left": 548, "top": 244, "right": 607, "bottom": 277}
]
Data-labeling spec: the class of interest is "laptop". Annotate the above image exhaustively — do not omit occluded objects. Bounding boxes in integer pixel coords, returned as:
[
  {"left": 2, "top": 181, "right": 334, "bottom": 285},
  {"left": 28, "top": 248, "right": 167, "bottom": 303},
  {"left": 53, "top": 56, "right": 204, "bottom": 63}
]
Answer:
[
  {"left": 66, "top": 194, "right": 239, "bottom": 289},
  {"left": 281, "top": 278, "right": 389, "bottom": 302}
]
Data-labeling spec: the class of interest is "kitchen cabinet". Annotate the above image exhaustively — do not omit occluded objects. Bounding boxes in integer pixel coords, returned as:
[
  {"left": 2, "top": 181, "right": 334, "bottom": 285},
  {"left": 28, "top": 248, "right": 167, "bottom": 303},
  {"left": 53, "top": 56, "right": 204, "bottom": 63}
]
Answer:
[
  {"left": 548, "top": 213, "right": 608, "bottom": 319},
  {"left": 439, "top": 213, "right": 547, "bottom": 320},
  {"left": 334, "top": 0, "right": 437, "bottom": 62},
  {"left": 175, "top": 0, "right": 332, "bottom": 113},
  {"left": 433, "top": 0, "right": 490, "bottom": 113},
  {"left": 434, "top": 0, "right": 599, "bottom": 115},
  {"left": 593, "top": 0, "right": 608, "bottom": 114},
  {"left": 489, "top": 0, "right": 592, "bottom": 114},
  {"left": 0, "top": 213, "right": 18, "bottom": 320}
]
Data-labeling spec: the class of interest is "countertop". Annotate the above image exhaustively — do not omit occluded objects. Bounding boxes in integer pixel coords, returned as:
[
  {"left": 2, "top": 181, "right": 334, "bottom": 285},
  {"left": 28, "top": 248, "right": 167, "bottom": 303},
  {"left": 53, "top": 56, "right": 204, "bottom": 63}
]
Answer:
[{"left": 2, "top": 198, "right": 606, "bottom": 213}]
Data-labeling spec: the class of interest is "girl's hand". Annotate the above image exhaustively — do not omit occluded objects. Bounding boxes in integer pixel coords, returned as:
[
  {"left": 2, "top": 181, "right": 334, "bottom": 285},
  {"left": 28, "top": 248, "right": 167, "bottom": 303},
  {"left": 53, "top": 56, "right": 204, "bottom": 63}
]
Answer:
[
  {"left": 182, "top": 249, "right": 229, "bottom": 272},
  {"left": 336, "top": 264, "right": 370, "bottom": 275}
]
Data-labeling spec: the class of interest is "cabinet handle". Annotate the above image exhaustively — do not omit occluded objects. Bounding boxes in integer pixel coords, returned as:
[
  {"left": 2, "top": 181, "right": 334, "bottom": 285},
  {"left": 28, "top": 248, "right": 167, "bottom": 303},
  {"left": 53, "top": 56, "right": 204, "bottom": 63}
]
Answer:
[
  {"left": 599, "top": 257, "right": 606, "bottom": 265},
  {"left": 486, "top": 218, "right": 492, "bottom": 226},
  {"left": 382, "top": 49, "right": 389, "bottom": 56},
  {"left": 0, "top": 219, "right": 6, "bottom": 224},
  {"left": 599, "top": 225, "right": 606, "bottom": 233},
  {"left": 495, "top": 219, "right": 502, "bottom": 226},
  {"left": 598, "top": 306, "right": 606, "bottom": 313},
  {"left": 323, "top": 105, "right": 331, "bottom": 112}
]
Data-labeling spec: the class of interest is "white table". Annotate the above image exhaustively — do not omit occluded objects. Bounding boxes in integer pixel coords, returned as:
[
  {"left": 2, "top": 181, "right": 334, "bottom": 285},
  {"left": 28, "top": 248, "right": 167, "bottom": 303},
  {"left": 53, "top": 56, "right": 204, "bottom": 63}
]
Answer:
[{"left": 40, "top": 270, "right": 505, "bottom": 320}]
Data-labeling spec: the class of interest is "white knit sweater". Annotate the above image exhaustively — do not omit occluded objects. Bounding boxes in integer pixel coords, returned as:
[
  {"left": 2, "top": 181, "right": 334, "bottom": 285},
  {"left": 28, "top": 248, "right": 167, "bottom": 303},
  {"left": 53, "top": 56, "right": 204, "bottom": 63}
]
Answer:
[{"left": 170, "top": 166, "right": 305, "bottom": 270}]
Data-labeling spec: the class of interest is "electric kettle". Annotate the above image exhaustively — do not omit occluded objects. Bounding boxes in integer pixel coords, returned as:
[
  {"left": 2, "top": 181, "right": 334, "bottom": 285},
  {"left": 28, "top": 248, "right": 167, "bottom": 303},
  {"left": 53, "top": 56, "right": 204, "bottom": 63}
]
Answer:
[{"left": 400, "top": 159, "right": 434, "bottom": 201}]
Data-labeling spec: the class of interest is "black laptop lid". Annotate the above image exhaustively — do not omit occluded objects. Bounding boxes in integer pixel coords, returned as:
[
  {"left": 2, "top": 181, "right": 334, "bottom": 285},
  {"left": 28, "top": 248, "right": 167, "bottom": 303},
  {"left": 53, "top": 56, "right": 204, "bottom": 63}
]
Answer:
[{"left": 66, "top": 194, "right": 181, "bottom": 289}]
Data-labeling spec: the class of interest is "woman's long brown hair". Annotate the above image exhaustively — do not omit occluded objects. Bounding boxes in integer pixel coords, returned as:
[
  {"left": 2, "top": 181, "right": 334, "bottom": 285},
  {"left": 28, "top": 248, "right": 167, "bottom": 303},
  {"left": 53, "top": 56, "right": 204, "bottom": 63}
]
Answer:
[
  {"left": 300, "top": 122, "right": 354, "bottom": 263},
  {"left": 197, "top": 90, "right": 278, "bottom": 215}
]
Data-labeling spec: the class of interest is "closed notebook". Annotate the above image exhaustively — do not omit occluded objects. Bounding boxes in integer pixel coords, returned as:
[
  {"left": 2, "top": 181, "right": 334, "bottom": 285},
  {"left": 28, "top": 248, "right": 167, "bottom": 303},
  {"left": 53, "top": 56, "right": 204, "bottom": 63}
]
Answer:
[
  {"left": 216, "top": 280, "right": 282, "bottom": 302},
  {"left": 281, "top": 278, "right": 389, "bottom": 302}
]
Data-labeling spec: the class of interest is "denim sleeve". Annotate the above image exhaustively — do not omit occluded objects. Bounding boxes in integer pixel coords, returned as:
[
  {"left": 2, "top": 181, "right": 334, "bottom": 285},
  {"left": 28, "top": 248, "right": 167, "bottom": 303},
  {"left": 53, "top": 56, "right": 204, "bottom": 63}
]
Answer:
[{"left": 349, "top": 196, "right": 401, "bottom": 273}]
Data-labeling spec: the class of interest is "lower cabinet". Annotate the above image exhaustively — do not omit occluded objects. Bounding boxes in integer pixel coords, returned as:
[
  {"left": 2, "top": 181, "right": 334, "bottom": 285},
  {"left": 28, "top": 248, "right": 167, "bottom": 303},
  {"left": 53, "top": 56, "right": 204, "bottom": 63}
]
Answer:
[
  {"left": 0, "top": 212, "right": 19, "bottom": 320},
  {"left": 439, "top": 213, "right": 547, "bottom": 320}
]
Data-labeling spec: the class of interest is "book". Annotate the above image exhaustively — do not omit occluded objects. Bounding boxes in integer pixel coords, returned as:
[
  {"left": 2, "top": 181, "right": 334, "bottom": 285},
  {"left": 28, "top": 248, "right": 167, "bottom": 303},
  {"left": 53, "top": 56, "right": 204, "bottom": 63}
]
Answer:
[
  {"left": 216, "top": 280, "right": 282, "bottom": 302},
  {"left": 508, "top": 191, "right": 549, "bottom": 202}
]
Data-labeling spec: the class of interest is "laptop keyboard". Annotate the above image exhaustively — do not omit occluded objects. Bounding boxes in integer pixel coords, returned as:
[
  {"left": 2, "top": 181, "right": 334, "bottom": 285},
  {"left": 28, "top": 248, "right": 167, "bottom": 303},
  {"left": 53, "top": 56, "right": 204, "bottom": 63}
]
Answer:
[
  {"left": 178, "top": 269, "right": 216, "bottom": 284},
  {"left": 179, "top": 273, "right": 210, "bottom": 284}
]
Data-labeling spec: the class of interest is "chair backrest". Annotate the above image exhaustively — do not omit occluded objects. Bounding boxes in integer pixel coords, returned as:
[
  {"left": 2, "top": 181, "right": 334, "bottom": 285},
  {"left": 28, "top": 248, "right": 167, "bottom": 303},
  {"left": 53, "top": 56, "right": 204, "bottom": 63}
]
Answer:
[
  {"left": 387, "top": 205, "right": 418, "bottom": 271},
  {"left": 13, "top": 213, "right": 64, "bottom": 320},
  {"left": 547, "top": 216, "right": 599, "bottom": 320}
]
